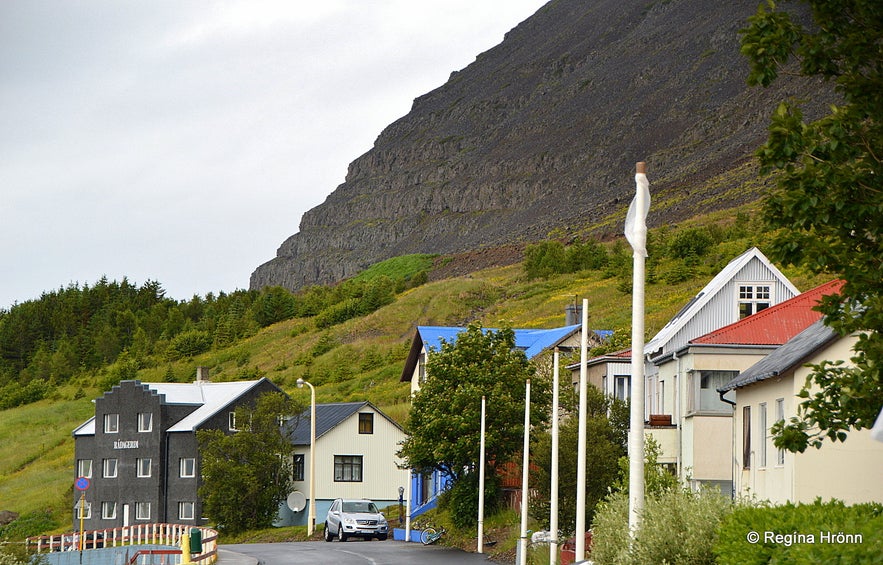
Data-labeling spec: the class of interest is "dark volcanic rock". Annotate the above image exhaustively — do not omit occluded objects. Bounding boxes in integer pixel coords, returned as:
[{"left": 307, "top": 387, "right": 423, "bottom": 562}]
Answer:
[{"left": 251, "top": 0, "right": 830, "bottom": 292}]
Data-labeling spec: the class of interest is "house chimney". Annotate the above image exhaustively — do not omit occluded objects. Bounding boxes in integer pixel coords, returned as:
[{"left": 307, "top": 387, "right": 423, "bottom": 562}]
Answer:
[
  {"left": 565, "top": 299, "right": 583, "bottom": 326},
  {"left": 195, "top": 366, "right": 210, "bottom": 383}
]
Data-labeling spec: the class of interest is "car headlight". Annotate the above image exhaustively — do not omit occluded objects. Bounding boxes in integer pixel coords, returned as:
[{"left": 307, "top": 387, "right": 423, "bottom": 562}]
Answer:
[{"left": 344, "top": 517, "right": 355, "bottom": 524}]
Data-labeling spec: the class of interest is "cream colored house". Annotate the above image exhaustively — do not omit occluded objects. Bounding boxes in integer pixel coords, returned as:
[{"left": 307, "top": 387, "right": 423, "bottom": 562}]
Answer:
[
  {"left": 719, "top": 321, "right": 883, "bottom": 504},
  {"left": 647, "top": 281, "right": 843, "bottom": 495},
  {"left": 277, "top": 401, "right": 408, "bottom": 527}
]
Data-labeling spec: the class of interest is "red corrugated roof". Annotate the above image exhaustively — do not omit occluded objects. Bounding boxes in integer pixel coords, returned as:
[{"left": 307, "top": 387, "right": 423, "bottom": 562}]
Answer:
[{"left": 690, "top": 279, "right": 844, "bottom": 346}]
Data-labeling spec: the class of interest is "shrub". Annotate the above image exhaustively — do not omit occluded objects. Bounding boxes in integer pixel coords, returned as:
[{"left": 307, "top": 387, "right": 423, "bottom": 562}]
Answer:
[
  {"left": 524, "top": 241, "right": 567, "bottom": 279},
  {"left": 165, "top": 329, "right": 212, "bottom": 359},
  {"left": 591, "top": 488, "right": 737, "bottom": 565},
  {"left": 668, "top": 227, "right": 714, "bottom": 258},
  {"left": 714, "top": 498, "right": 883, "bottom": 564}
]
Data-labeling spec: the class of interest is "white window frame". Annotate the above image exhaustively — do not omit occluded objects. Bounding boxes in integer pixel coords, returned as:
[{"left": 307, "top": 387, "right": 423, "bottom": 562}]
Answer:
[
  {"left": 293, "top": 454, "right": 305, "bottom": 482},
  {"left": 178, "top": 502, "right": 195, "bottom": 521},
  {"left": 688, "top": 370, "right": 737, "bottom": 414},
  {"left": 180, "top": 458, "right": 196, "bottom": 478},
  {"left": 136, "top": 458, "right": 152, "bottom": 478},
  {"left": 135, "top": 502, "right": 151, "bottom": 521},
  {"left": 78, "top": 459, "right": 92, "bottom": 479},
  {"left": 138, "top": 412, "right": 153, "bottom": 432},
  {"left": 101, "top": 501, "right": 117, "bottom": 520},
  {"left": 775, "top": 398, "right": 785, "bottom": 466},
  {"left": 104, "top": 413, "right": 119, "bottom": 434},
  {"left": 737, "top": 283, "right": 773, "bottom": 319},
  {"left": 103, "top": 458, "right": 118, "bottom": 478},
  {"left": 75, "top": 500, "right": 91, "bottom": 520},
  {"left": 614, "top": 375, "right": 631, "bottom": 402},
  {"left": 228, "top": 412, "right": 238, "bottom": 431},
  {"left": 759, "top": 403, "right": 768, "bottom": 468},
  {"left": 334, "top": 455, "right": 364, "bottom": 482}
]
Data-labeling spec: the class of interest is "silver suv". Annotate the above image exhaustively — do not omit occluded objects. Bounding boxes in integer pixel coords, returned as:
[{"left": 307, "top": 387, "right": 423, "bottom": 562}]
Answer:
[{"left": 324, "top": 498, "right": 389, "bottom": 541}]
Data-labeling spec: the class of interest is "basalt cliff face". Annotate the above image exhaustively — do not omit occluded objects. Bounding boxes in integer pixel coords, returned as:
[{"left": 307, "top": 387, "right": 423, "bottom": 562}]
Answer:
[{"left": 251, "top": 0, "right": 829, "bottom": 292}]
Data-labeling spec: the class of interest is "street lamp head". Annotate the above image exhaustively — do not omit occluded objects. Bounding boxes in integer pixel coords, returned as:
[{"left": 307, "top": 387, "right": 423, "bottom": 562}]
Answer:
[{"left": 296, "top": 378, "right": 305, "bottom": 388}]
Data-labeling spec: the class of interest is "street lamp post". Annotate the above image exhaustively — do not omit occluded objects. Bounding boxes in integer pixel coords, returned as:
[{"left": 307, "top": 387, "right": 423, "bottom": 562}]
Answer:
[{"left": 297, "top": 377, "right": 317, "bottom": 536}]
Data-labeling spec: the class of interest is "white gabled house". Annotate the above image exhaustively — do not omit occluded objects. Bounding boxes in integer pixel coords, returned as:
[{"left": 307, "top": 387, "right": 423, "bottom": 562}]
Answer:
[
  {"left": 718, "top": 321, "right": 883, "bottom": 504},
  {"left": 644, "top": 247, "right": 799, "bottom": 415},
  {"left": 646, "top": 280, "right": 843, "bottom": 495},
  {"left": 277, "top": 401, "right": 407, "bottom": 527},
  {"left": 573, "top": 247, "right": 799, "bottom": 412}
]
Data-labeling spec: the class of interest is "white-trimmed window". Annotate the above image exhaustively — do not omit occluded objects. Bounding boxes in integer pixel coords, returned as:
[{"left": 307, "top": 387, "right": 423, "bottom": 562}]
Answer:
[
  {"left": 138, "top": 412, "right": 153, "bottom": 432},
  {"left": 178, "top": 502, "right": 195, "bottom": 521},
  {"left": 759, "top": 403, "right": 768, "bottom": 468},
  {"left": 104, "top": 413, "right": 119, "bottom": 433},
  {"left": 75, "top": 500, "right": 91, "bottom": 520},
  {"left": 103, "top": 458, "right": 118, "bottom": 478},
  {"left": 180, "top": 458, "right": 196, "bottom": 478},
  {"left": 614, "top": 375, "right": 630, "bottom": 402},
  {"left": 135, "top": 502, "right": 151, "bottom": 521},
  {"left": 77, "top": 459, "right": 92, "bottom": 479},
  {"left": 334, "top": 455, "right": 363, "bottom": 482},
  {"left": 293, "top": 454, "right": 305, "bottom": 482},
  {"left": 101, "top": 501, "right": 117, "bottom": 520},
  {"left": 775, "top": 398, "right": 785, "bottom": 465},
  {"left": 688, "top": 371, "right": 737, "bottom": 414},
  {"left": 358, "top": 413, "right": 374, "bottom": 434},
  {"left": 136, "top": 458, "right": 152, "bottom": 478},
  {"left": 228, "top": 412, "right": 238, "bottom": 431},
  {"left": 738, "top": 284, "right": 772, "bottom": 319}
]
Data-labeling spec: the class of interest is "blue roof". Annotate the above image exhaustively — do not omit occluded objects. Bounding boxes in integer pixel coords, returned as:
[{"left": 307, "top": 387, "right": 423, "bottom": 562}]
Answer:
[{"left": 417, "top": 324, "right": 601, "bottom": 359}]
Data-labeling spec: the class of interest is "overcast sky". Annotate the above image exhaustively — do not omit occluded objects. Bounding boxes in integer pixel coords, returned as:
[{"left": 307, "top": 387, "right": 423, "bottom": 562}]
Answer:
[{"left": 0, "top": 0, "right": 548, "bottom": 310}]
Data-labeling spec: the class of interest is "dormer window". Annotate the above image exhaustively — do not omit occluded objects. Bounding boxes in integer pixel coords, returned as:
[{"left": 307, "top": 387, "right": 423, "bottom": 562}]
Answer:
[{"left": 738, "top": 284, "right": 771, "bottom": 319}]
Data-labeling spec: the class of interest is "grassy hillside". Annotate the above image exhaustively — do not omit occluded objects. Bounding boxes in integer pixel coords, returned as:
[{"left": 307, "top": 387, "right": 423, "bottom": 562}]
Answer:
[{"left": 0, "top": 207, "right": 831, "bottom": 535}]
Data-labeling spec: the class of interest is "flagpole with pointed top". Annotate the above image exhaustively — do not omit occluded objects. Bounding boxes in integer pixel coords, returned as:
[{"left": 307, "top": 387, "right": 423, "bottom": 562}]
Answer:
[{"left": 626, "top": 161, "right": 650, "bottom": 536}]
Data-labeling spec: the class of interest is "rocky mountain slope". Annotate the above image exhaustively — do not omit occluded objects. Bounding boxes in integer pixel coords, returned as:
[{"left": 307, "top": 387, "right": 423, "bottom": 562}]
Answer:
[{"left": 251, "top": 0, "right": 831, "bottom": 292}]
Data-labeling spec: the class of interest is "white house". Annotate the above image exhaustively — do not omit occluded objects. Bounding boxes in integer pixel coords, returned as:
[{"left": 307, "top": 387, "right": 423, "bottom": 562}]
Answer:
[
  {"left": 718, "top": 321, "right": 883, "bottom": 504},
  {"left": 277, "top": 401, "right": 407, "bottom": 527},
  {"left": 646, "top": 280, "right": 843, "bottom": 494},
  {"left": 572, "top": 247, "right": 799, "bottom": 413}
]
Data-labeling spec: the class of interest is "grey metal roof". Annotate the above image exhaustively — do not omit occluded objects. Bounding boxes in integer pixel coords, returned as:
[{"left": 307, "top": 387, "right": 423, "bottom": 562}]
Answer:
[
  {"left": 286, "top": 401, "right": 402, "bottom": 445},
  {"left": 72, "top": 378, "right": 275, "bottom": 436},
  {"left": 718, "top": 320, "right": 840, "bottom": 392}
]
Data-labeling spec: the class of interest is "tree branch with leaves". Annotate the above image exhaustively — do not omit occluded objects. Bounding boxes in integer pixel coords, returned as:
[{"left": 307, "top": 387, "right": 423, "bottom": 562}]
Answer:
[{"left": 741, "top": 0, "right": 883, "bottom": 451}]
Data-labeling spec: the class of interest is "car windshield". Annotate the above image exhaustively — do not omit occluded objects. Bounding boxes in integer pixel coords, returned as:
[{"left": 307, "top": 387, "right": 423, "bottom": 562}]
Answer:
[{"left": 342, "top": 501, "right": 378, "bottom": 513}]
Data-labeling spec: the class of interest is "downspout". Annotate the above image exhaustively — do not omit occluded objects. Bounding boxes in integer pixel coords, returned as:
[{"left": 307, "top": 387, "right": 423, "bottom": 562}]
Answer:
[
  {"left": 718, "top": 389, "right": 737, "bottom": 499},
  {"left": 673, "top": 351, "right": 682, "bottom": 481}
]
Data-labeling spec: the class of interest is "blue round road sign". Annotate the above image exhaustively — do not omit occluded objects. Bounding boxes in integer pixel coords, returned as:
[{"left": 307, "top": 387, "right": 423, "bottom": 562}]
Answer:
[{"left": 75, "top": 476, "right": 90, "bottom": 491}]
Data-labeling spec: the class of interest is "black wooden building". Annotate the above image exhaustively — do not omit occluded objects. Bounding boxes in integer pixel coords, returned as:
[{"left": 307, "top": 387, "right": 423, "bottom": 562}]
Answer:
[{"left": 72, "top": 375, "right": 283, "bottom": 529}]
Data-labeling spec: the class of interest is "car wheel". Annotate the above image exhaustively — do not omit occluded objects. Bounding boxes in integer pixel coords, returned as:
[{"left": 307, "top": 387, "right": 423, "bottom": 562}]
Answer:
[
  {"left": 324, "top": 523, "right": 333, "bottom": 542},
  {"left": 337, "top": 526, "right": 347, "bottom": 542},
  {"left": 376, "top": 534, "right": 388, "bottom": 541}
]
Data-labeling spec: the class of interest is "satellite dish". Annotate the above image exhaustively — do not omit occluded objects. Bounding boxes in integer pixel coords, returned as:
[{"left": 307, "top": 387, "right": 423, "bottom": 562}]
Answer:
[{"left": 287, "top": 491, "right": 306, "bottom": 512}]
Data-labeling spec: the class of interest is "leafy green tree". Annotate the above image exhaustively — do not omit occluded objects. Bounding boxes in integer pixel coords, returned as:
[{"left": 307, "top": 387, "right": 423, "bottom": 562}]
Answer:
[
  {"left": 197, "top": 392, "right": 302, "bottom": 533},
  {"left": 741, "top": 0, "right": 883, "bottom": 451},
  {"left": 530, "top": 386, "right": 628, "bottom": 537},
  {"left": 398, "top": 323, "right": 548, "bottom": 526},
  {"left": 524, "top": 240, "right": 567, "bottom": 279},
  {"left": 253, "top": 286, "right": 297, "bottom": 327}
]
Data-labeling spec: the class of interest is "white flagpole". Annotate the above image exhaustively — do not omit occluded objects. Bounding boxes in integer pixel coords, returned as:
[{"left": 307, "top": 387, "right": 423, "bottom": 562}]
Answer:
[
  {"left": 575, "top": 299, "right": 589, "bottom": 560},
  {"left": 518, "top": 379, "right": 531, "bottom": 565},
  {"left": 477, "top": 395, "right": 486, "bottom": 553},
  {"left": 550, "top": 348, "right": 560, "bottom": 565},
  {"left": 627, "top": 161, "right": 650, "bottom": 536}
]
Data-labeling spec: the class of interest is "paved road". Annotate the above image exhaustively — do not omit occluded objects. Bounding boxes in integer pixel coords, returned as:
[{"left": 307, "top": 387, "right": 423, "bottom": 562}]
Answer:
[{"left": 222, "top": 540, "right": 498, "bottom": 565}]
